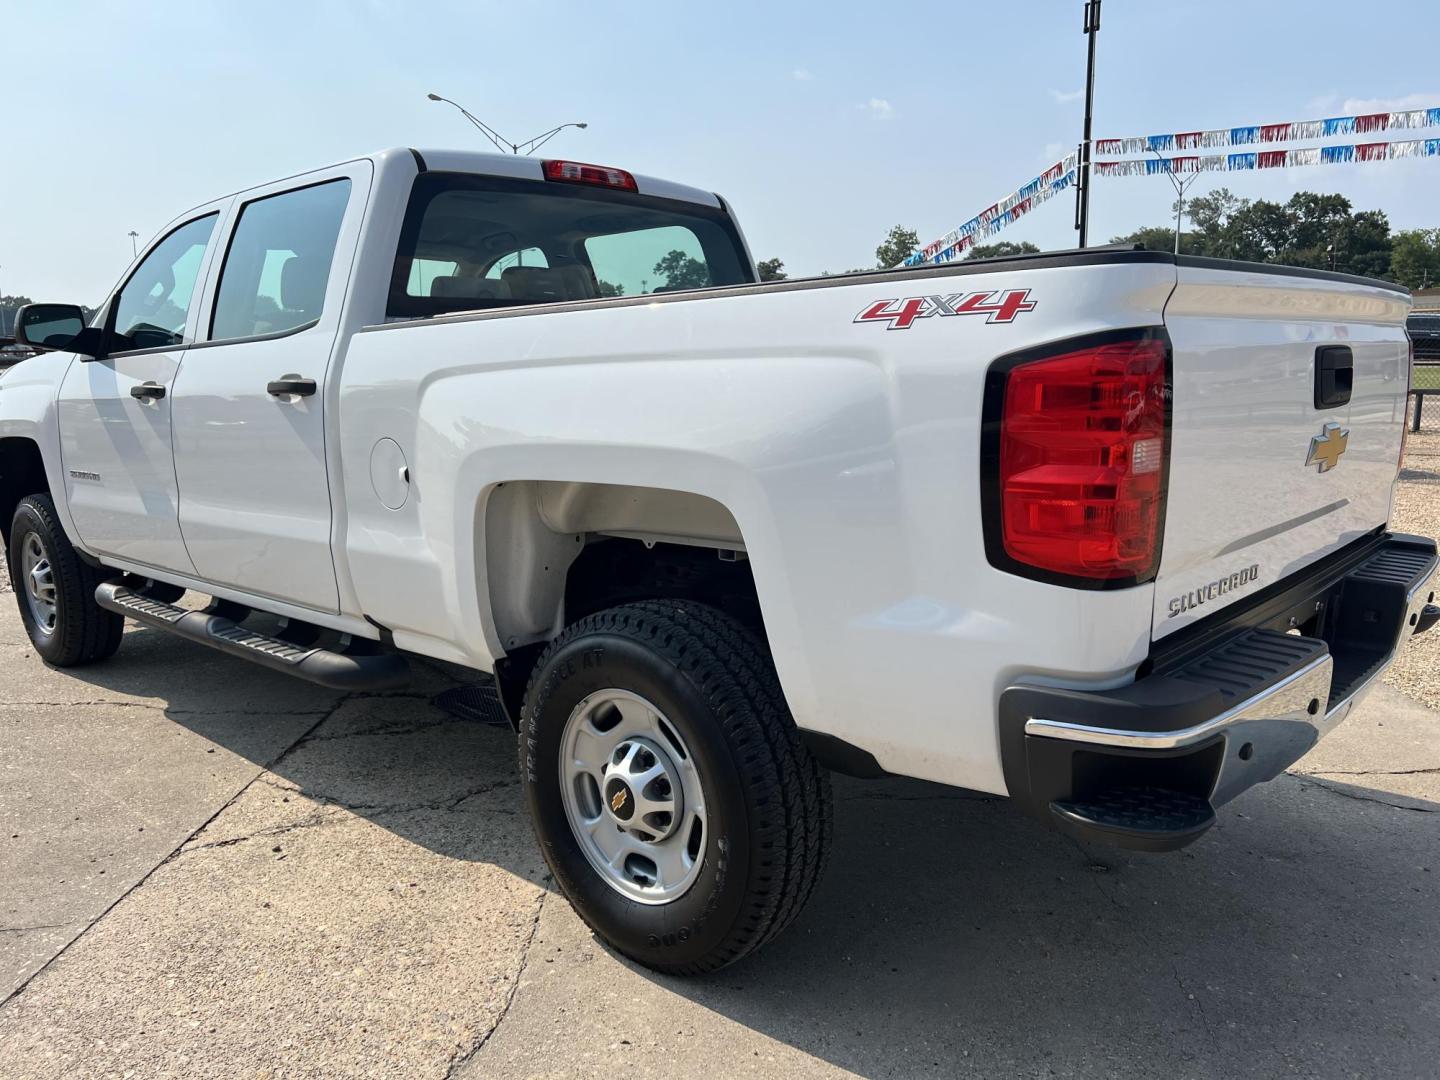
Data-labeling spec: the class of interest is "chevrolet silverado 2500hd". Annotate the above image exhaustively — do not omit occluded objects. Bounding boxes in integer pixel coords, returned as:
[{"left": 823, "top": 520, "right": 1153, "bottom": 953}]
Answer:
[{"left": 4, "top": 148, "right": 1436, "bottom": 973}]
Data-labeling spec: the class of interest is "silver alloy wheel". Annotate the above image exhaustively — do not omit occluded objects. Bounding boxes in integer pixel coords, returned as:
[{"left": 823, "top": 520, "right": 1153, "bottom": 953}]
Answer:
[
  {"left": 20, "top": 531, "right": 58, "bottom": 637},
  {"left": 559, "top": 689, "right": 707, "bottom": 905}
]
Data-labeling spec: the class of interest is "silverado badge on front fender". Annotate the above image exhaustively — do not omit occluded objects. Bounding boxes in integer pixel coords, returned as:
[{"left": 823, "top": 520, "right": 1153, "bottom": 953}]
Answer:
[
  {"left": 855, "top": 289, "right": 1036, "bottom": 330},
  {"left": 1305, "top": 421, "right": 1350, "bottom": 473}
]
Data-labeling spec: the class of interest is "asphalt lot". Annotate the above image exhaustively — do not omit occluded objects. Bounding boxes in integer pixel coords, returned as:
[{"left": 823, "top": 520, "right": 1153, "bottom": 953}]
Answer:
[{"left": 2, "top": 452, "right": 1438, "bottom": 1078}]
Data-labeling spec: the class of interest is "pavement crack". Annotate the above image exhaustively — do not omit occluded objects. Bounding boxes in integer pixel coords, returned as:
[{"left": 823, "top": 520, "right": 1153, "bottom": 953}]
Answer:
[
  {"left": 444, "top": 880, "right": 549, "bottom": 1077},
  {"left": 180, "top": 808, "right": 348, "bottom": 855},
  {"left": 0, "top": 922, "right": 75, "bottom": 935},
  {"left": 0, "top": 689, "right": 353, "bottom": 1009},
  {"left": 1299, "top": 776, "right": 1437, "bottom": 813},
  {"left": 1171, "top": 961, "right": 1220, "bottom": 1056},
  {"left": 1307, "top": 766, "right": 1440, "bottom": 778},
  {"left": 300, "top": 715, "right": 466, "bottom": 743}
]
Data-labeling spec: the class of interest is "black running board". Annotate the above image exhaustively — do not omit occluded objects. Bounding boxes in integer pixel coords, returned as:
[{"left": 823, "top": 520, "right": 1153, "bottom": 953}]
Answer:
[{"left": 95, "top": 581, "right": 409, "bottom": 690}]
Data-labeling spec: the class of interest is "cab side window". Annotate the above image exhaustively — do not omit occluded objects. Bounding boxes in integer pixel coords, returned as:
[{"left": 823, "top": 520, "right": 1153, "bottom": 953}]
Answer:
[
  {"left": 210, "top": 179, "right": 351, "bottom": 343},
  {"left": 110, "top": 214, "right": 218, "bottom": 353}
]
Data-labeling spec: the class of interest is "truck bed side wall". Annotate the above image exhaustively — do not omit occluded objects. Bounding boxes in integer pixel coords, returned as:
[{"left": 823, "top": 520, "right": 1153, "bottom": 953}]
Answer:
[{"left": 337, "top": 261, "right": 1175, "bottom": 793}]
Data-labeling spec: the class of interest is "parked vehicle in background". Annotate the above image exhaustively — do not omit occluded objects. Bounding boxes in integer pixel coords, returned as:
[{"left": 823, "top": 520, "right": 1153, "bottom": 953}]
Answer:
[
  {"left": 0, "top": 340, "right": 38, "bottom": 370},
  {"left": 2, "top": 148, "right": 1437, "bottom": 972},
  {"left": 1408, "top": 311, "right": 1440, "bottom": 364}
]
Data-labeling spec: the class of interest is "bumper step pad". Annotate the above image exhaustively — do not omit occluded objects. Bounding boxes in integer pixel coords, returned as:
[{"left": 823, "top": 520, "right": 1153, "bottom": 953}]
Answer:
[
  {"left": 1052, "top": 787, "right": 1215, "bottom": 850},
  {"left": 95, "top": 581, "right": 409, "bottom": 690}
]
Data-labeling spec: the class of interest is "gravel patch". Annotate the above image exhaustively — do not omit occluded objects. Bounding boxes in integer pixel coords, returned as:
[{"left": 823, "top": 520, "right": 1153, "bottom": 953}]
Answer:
[{"left": 1385, "top": 428, "right": 1440, "bottom": 708}]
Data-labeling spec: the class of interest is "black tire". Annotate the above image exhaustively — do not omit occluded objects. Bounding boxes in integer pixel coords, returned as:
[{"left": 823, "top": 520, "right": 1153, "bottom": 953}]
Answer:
[
  {"left": 7, "top": 494, "right": 123, "bottom": 667},
  {"left": 520, "top": 600, "right": 831, "bottom": 974}
]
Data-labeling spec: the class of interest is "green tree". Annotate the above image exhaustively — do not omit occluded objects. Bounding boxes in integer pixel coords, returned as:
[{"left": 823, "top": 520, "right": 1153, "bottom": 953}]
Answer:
[
  {"left": 874, "top": 225, "right": 920, "bottom": 270},
  {"left": 652, "top": 250, "right": 711, "bottom": 290},
  {"left": 1390, "top": 229, "right": 1440, "bottom": 290},
  {"left": 966, "top": 241, "right": 1040, "bottom": 260},
  {"left": 756, "top": 257, "right": 787, "bottom": 282},
  {"left": 1109, "top": 226, "right": 1204, "bottom": 254},
  {"left": 596, "top": 279, "right": 625, "bottom": 298},
  {"left": 1, "top": 295, "right": 36, "bottom": 338},
  {"left": 1114, "top": 189, "right": 1395, "bottom": 278}
]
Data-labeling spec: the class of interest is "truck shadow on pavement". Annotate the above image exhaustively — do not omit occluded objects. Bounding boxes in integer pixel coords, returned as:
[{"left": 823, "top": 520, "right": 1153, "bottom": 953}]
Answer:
[{"left": 59, "top": 624, "right": 1440, "bottom": 1078}]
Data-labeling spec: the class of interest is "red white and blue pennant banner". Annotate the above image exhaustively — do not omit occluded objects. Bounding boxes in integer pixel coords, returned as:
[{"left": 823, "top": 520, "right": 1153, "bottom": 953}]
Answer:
[
  {"left": 1096, "top": 137, "right": 1440, "bottom": 176},
  {"left": 1095, "top": 108, "right": 1440, "bottom": 157},
  {"left": 904, "top": 153, "right": 1077, "bottom": 266}
]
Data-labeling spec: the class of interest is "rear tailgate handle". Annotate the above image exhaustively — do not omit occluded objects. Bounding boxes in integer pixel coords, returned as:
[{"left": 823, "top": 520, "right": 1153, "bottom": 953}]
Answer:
[{"left": 1315, "top": 346, "right": 1353, "bottom": 409}]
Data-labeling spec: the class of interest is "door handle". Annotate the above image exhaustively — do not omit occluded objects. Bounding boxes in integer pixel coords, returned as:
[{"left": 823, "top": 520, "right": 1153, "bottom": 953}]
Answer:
[
  {"left": 267, "top": 376, "right": 317, "bottom": 398},
  {"left": 130, "top": 381, "right": 166, "bottom": 401}
]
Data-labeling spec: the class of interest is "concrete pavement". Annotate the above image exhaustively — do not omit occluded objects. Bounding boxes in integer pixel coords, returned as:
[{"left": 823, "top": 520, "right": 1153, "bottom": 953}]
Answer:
[{"left": 1, "top": 575, "right": 1438, "bottom": 1078}]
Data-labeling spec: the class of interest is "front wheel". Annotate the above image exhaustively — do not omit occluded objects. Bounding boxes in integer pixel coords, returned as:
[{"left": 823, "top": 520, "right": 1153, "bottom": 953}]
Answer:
[
  {"left": 520, "top": 601, "right": 831, "bottom": 974},
  {"left": 7, "top": 494, "right": 123, "bottom": 667}
]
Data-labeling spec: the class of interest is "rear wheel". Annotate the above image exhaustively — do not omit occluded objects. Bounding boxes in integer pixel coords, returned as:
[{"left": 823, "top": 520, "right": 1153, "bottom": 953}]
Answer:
[
  {"left": 520, "top": 600, "right": 831, "bottom": 974},
  {"left": 7, "top": 494, "right": 123, "bottom": 666}
]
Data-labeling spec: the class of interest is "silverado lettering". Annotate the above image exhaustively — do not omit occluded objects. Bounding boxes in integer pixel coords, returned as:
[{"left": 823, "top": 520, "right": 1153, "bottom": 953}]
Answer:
[{"left": 1167, "top": 565, "right": 1261, "bottom": 618}]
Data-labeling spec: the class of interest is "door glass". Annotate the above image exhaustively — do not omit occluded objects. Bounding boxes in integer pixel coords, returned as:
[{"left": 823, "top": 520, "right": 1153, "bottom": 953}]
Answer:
[
  {"left": 111, "top": 214, "right": 218, "bottom": 352},
  {"left": 210, "top": 179, "right": 352, "bottom": 342}
]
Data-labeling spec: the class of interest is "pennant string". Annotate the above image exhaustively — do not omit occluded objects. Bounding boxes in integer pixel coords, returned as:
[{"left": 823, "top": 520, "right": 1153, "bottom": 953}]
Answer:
[
  {"left": 1097, "top": 106, "right": 1440, "bottom": 157},
  {"left": 1095, "top": 138, "right": 1440, "bottom": 176}
]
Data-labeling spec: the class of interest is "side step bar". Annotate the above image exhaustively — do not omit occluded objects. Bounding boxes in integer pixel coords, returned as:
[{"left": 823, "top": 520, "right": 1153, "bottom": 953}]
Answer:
[{"left": 95, "top": 581, "right": 409, "bottom": 691}]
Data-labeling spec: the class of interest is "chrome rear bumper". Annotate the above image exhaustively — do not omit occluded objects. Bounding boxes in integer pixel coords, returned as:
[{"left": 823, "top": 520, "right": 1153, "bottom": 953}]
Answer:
[{"left": 999, "top": 532, "right": 1438, "bottom": 851}]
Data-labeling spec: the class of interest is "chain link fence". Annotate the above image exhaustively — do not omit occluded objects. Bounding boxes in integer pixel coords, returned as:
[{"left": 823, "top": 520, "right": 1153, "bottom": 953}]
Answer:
[{"left": 1412, "top": 355, "right": 1440, "bottom": 435}]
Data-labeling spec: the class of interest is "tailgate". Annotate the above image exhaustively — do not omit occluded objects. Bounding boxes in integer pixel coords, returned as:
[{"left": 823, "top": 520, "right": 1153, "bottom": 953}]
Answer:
[{"left": 1153, "top": 264, "right": 1411, "bottom": 640}]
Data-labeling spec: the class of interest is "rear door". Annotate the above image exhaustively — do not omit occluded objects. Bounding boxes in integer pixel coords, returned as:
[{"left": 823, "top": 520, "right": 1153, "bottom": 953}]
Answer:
[
  {"left": 170, "top": 162, "right": 370, "bottom": 612},
  {"left": 1154, "top": 264, "right": 1411, "bottom": 639}
]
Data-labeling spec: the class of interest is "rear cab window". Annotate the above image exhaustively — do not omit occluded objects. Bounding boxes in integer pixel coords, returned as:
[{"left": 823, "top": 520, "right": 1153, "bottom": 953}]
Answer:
[{"left": 387, "top": 173, "right": 752, "bottom": 319}]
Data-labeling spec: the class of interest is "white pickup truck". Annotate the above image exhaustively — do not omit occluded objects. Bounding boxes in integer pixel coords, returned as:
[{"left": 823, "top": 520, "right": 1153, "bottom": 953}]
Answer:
[{"left": 4, "top": 148, "right": 1437, "bottom": 973}]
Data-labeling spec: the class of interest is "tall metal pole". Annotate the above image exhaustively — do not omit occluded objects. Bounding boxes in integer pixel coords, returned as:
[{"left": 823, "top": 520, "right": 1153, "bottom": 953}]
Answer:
[
  {"left": 1149, "top": 150, "right": 1198, "bottom": 255},
  {"left": 1077, "top": 0, "right": 1101, "bottom": 247}
]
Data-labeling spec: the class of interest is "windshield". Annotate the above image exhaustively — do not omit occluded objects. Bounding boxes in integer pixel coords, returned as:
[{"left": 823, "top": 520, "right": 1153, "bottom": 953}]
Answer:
[{"left": 387, "top": 172, "right": 752, "bottom": 319}]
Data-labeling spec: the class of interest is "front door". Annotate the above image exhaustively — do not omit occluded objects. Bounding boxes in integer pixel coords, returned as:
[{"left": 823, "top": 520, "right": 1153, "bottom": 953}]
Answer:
[
  {"left": 170, "top": 166, "right": 368, "bottom": 613},
  {"left": 57, "top": 211, "right": 223, "bottom": 573}
]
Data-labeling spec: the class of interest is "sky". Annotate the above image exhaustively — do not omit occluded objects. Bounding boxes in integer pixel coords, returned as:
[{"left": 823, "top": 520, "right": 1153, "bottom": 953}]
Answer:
[{"left": 4, "top": 0, "right": 1440, "bottom": 304}]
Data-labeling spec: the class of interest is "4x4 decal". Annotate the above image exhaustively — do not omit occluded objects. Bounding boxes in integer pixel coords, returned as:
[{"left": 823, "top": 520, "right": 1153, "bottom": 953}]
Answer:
[{"left": 854, "top": 288, "right": 1036, "bottom": 330}]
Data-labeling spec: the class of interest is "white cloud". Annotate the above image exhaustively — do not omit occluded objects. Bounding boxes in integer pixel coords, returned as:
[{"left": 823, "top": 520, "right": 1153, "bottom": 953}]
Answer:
[
  {"left": 1341, "top": 92, "right": 1440, "bottom": 114},
  {"left": 1043, "top": 141, "right": 1068, "bottom": 162},
  {"left": 792, "top": 67, "right": 813, "bottom": 81},
  {"left": 1302, "top": 93, "right": 1339, "bottom": 115},
  {"left": 1050, "top": 88, "right": 1084, "bottom": 105},
  {"left": 860, "top": 98, "right": 894, "bottom": 120}
]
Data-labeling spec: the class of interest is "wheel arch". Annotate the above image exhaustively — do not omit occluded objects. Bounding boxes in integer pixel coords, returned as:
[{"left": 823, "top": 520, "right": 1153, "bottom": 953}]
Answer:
[
  {"left": 0, "top": 437, "right": 50, "bottom": 547},
  {"left": 478, "top": 479, "right": 778, "bottom": 726}
]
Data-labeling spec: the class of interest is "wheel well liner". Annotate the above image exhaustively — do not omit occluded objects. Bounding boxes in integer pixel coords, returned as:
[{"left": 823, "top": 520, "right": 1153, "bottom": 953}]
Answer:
[{"left": 0, "top": 438, "right": 50, "bottom": 546}]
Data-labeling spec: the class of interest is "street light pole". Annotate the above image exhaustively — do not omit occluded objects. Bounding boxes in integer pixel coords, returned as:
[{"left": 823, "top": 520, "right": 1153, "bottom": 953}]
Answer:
[
  {"left": 1149, "top": 150, "right": 1201, "bottom": 255},
  {"left": 128, "top": 231, "right": 139, "bottom": 258},
  {"left": 1076, "top": 0, "right": 1101, "bottom": 248},
  {"left": 426, "top": 94, "right": 587, "bottom": 155}
]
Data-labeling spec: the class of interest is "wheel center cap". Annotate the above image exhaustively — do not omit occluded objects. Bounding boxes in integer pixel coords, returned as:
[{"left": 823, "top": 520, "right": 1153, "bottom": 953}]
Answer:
[
  {"left": 604, "top": 777, "right": 636, "bottom": 821},
  {"left": 602, "top": 736, "right": 683, "bottom": 841}
]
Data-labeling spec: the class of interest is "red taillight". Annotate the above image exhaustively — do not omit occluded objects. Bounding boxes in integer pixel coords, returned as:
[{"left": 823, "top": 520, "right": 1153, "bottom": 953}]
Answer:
[
  {"left": 994, "top": 334, "right": 1168, "bottom": 583},
  {"left": 542, "top": 159, "right": 638, "bottom": 192}
]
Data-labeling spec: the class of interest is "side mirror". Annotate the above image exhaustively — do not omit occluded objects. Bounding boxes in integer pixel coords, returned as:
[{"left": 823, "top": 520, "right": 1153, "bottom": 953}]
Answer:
[{"left": 13, "top": 303, "right": 104, "bottom": 359}]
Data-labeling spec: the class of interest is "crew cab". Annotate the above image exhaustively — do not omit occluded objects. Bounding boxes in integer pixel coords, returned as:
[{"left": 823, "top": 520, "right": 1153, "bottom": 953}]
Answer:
[{"left": 3, "top": 148, "right": 1436, "bottom": 972}]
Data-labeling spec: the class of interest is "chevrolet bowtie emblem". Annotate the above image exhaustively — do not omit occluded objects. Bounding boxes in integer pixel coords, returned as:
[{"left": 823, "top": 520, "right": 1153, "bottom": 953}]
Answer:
[
  {"left": 1305, "top": 421, "right": 1349, "bottom": 473},
  {"left": 611, "top": 788, "right": 628, "bottom": 813}
]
